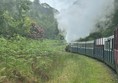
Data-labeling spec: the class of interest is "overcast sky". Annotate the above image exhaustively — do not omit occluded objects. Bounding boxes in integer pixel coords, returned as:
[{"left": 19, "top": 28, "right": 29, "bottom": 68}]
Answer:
[{"left": 30, "top": 0, "right": 75, "bottom": 11}]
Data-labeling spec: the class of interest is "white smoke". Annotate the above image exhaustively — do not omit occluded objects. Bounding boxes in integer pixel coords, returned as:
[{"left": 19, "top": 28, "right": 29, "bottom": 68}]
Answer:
[{"left": 40, "top": 0, "right": 114, "bottom": 43}]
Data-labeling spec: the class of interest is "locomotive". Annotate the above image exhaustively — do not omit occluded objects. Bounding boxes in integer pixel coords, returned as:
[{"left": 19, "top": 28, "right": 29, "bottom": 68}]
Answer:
[{"left": 66, "top": 28, "right": 118, "bottom": 72}]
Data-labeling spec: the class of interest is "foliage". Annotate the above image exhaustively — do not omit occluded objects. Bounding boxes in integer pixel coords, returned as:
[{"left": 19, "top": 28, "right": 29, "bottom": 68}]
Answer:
[
  {"left": 29, "top": 0, "right": 59, "bottom": 39},
  {"left": 0, "top": 0, "right": 59, "bottom": 39},
  {"left": 0, "top": 0, "right": 32, "bottom": 38},
  {"left": 0, "top": 37, "right": 117, "bottom": 83},
  {"left": 0, "top": 36, "right": 64, "bottom": 82}
]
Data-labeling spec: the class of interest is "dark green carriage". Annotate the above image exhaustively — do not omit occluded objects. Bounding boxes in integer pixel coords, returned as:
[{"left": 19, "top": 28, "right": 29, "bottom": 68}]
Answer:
[
  {"left": 94, "top": 38, "right": 105, "bottom": 61},
  {"left": 104, "top": 36, "right": 115, "bottom": 69},
  {"left": 70, "top": 42, "right": 78, "bottom": 53},
  {"left": 77, "top": 42, "right": 86, "bottom": 55},
  {"left": 85, "top": 41, "right": 94, "bottom": 57}
]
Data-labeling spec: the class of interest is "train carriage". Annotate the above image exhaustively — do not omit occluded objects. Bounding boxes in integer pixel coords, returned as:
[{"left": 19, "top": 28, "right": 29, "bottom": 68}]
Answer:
[
  {"left": 66, "top": 27, "right": 118, "bottom": 74},
  {"left": 69, "top": 42, "right": 78, "bottom": 53},
  {"left": 77, "top": 42, "right": 86, "bottom": 55},
  {"left": 104, "top": 35, "right": 115, "bottom": 69},
  {"left": 93, "top": 38, "right": 106, "bottom": 61},
  {"left": 85, "top": 40, "right": 94, "bottom": 57}
]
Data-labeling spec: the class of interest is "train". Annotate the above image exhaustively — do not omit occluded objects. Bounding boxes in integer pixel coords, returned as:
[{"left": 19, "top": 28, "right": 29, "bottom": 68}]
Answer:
[{"left": 66, "top": 28, "right": 118, "bottom": 72}]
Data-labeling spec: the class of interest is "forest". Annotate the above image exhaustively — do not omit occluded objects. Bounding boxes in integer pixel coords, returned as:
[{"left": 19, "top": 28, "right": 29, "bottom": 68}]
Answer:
[
  {"left": 0, "top": 0, "right": 59, "bottom": 39},
  {"left": 0, "top": 0, "right": 61, "bottom": 82}
]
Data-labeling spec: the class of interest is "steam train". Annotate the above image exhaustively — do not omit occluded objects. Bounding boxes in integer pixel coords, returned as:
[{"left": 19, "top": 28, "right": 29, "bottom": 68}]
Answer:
[{"left": 66, "top": 28, "right": 118, "bottom": 72}]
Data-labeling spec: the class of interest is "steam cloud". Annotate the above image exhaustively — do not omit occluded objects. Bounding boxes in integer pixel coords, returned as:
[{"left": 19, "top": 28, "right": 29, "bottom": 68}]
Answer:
[{"left": 40, "top": 0, "right": 114, "bottom": 43}]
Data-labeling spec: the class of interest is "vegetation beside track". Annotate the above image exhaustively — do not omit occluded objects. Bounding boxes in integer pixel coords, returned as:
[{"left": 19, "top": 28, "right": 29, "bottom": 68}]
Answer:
[
  {"left": 0, "top": 37, "right": 118, "bottom": 83},
  {"left": 48, "top": 52, "right": 118, "bottom": 83}
]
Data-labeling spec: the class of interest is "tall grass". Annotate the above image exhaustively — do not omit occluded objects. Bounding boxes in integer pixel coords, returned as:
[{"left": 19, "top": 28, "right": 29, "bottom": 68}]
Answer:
[
  {"left": 0, "top": 36, "right": 64, "bottom": 83},
  {"left": 0, "top": 36, "right": 118, "bottom": 83}
]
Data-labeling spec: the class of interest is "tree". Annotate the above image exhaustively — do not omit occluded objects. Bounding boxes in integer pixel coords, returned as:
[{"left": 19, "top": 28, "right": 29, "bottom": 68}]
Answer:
[
  {"left": 34, "top": 0, "right": 40, "bottom": 5},
  {"left": 29, "top": 1, "right": 59, "bottom": 39},
  {"left": 0, "top": 0, "right": 58, "bottom": 39},
  {"left": 0, "top": 0, "right": 32, "bottom": 38}
]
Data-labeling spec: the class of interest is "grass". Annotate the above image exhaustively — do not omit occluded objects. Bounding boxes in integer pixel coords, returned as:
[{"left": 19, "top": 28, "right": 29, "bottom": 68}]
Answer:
[
  {"left": 0, "top": 36, "right": 118, "bottom": 83},
  {"left": 48, "top": 52, "right": 118, "bottom": 83}
]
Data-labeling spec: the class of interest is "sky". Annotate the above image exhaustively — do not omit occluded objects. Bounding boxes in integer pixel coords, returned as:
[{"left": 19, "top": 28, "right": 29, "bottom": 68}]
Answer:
[
  {"left": 30, "top": 0, "right": 75, "bottom": 11},
  {"left": 41, "top": 0, "right": 75, "bottom": 11}
]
